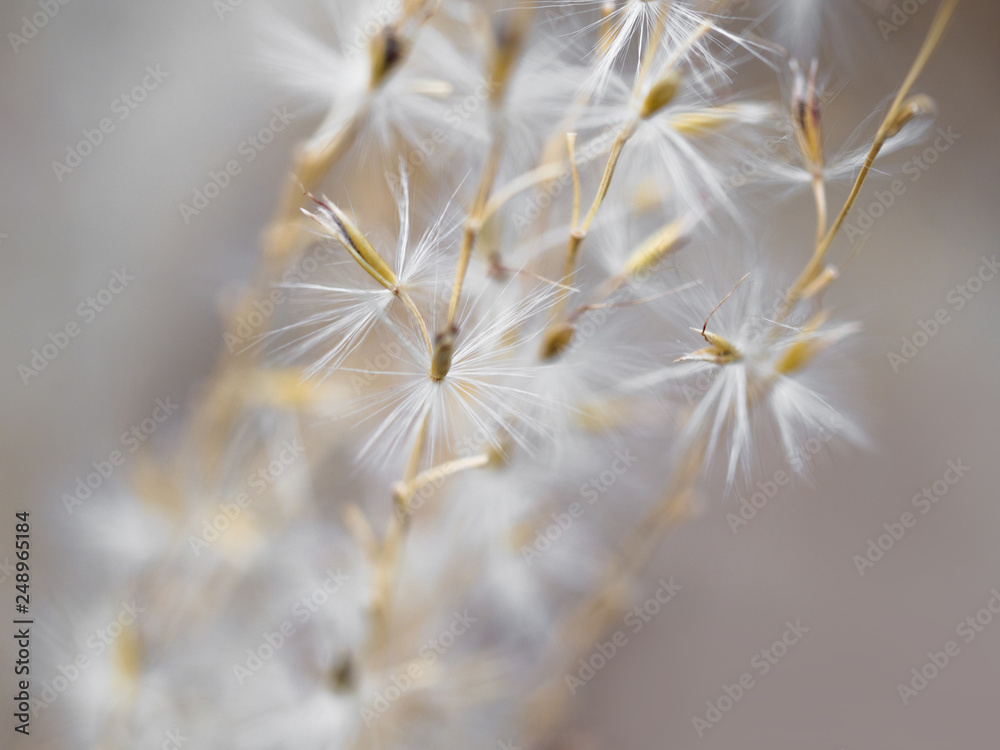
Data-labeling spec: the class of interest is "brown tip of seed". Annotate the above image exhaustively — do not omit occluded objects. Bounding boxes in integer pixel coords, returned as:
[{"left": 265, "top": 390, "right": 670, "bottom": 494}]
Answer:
[
  {"left": 539, "top": 321, "right": 575, "bottom": 361},
  {"left": 431, "top": 326, "right": 457, "bottom": 381}
]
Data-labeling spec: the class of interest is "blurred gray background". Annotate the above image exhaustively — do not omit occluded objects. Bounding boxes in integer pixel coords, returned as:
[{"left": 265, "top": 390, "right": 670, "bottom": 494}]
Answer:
[{"left": 1, "top": 0, "right": 998, "bottom": 748}]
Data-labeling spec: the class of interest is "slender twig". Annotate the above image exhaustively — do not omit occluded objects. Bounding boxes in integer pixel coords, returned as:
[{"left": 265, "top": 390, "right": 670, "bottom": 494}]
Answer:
[{"left": 780, "top": 0, "right": 959, "bottom": 319}]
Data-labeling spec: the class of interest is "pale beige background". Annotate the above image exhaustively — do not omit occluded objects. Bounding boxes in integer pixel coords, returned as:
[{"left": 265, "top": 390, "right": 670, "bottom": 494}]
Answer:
[{"left": 1, "top": 1, "right": 998, "bottom": 748}]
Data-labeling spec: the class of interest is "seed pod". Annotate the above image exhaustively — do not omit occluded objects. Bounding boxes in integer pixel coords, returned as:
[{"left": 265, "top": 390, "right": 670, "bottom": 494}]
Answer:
[
  {"left": 774, "top": 311, "right": 831, "bottom": 376},
  {"left": 622, "top": 217, "right": 688, "bottom": 278},
  {"left": 369, "top": 24, "right": 405, "bottom": 88},
  {"left": 670, "top": 104, "right": 746, "bottom": 135},
  {"left": 539, "top": 321, "right": 576, "bottom": 361},
  {"left": 640, "top": 69, "right": 682, "bottom": 119},
  {"left": 791, "top": 59, "right": 825, "bottom": 171},
  {"left": 886, "top": 94, "right": 936, "bottom": 138},
  {"left": 305, "top": 197, "right": 398, "bottom": 291},
  {"left": 431, "top": 326, "right": 457, "bottom": 381},
  {"left": 676, "top": 329, "right": 741, "bottom": 365}
]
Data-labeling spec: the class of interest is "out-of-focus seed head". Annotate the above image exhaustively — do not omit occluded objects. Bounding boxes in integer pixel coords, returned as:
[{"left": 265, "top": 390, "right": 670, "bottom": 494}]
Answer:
[
  {"left": 539, "top": 321, "right": 576, "bottom": 361},
  {"left": 622, "top": 217, "right": 688, "bottom": 278},
  {"left": 677, "top": 328, "right": 742, "bottom": 365},
  {"left": 369, "top": 23, "right": 405, "bottom": 88},
  {"left": 640, "top": 69, "right": 682, "bottom": 119},
  {"left": 791, "top": 58, "right": 825, "bottom": 171}
]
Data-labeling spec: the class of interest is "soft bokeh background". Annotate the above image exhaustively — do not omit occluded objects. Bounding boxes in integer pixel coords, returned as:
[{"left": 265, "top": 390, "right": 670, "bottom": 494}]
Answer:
[{"left": 1, "top": 0, "right": 997, "bottom": 747}]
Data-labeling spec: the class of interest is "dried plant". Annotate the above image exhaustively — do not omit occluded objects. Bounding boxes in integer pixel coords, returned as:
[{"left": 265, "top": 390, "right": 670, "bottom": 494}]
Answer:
[{"left": 56, "top": 0, "right": 959, "bottom": 747}]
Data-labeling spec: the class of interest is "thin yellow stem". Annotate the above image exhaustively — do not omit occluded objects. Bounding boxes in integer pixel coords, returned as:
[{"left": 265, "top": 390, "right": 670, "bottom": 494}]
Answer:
[
  {"left": 583, "top": 122, "right": 635, "bottom": 235},
  {"left": 403, "top": 411, "right": 431, "bottom": 484},
  {"left": 555, "top": 0, "right": 679, "bottom": 281},
  {"left": 398, "top": 289, "right": 433, "bottom": 354},
  {"left": 371, "top": 411, "right": 432, "bottom": 647},
  {"left": 446, "top": 120, "right": 507, "bottom": 330},
  {"left": 555, "top": 0, "right": 675, "bottom": 282},
  {"left": 556, "top": 119, "right": 636, "bottom": 306},
  {"left": 393, "top": 454, "right": 491, "bottom": 507},
  {"left": 442, "top": 7, "right": 537, "bottom": 332},
  {"left": 632, "top": 2, "right": 670, "bottom": 97},
  {"left": 812, "top": 172, "right": 828, "bottom": 250},
  {"left": 780, "top": 0, "right": 959, "bottom": 318},
  {"left": 540, "top": 118, "right": 637, "bottom": 356},
  {"left": 567, "top": 132, "right": 581, "bottom": 230},
  {"left": 481, "top": 161, "right": 567, "bottom": 225}
]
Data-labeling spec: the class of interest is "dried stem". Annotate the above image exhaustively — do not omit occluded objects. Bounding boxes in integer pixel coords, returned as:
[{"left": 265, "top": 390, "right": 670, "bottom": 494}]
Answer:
[
  {"left": 780, "top": 0, "right": 959, "bottom": 318},
  {"left": 393, "top": 454, "right": 492, "bottom": 508},
  {"left": 445, "top": 121, "right": 507, "bottom": 330},
  {"left": 811, "top": 171, "right": 828, "bottom": 250}
]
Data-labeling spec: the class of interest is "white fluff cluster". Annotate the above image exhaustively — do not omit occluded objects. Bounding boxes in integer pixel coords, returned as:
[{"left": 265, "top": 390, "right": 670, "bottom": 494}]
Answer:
[{"left": 52, "top": 0, "right": 954, "bottom": 748}]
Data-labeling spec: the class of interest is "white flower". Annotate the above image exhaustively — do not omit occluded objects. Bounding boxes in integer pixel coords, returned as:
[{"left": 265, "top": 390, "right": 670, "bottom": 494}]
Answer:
[
  {"left": 746, "top": 59, "right": 936, "bottom": 195},
  {"left": 56, "top": 0, "right": 961, "bottom": 745},
  {"left": 271, "top": 169, "right": 458, "bottom": 378},
  {"left": 341, "top": 278, "right": 563, "bottom": 469},
  {"left": 575, "top": 36, "right": 775, "bottom": 219},
  {"left": 630, "top": 265, "right": 865, "bottom": 484},
  {"left": 258, "top": 0, "right": 485, "bottom": 167},
  {"left": 552, "top": 0, "right": 749, "bottom": 96}
]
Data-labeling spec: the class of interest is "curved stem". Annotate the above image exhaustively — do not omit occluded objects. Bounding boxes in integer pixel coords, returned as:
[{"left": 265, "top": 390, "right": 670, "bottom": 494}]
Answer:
[
  {"left": 446, "top": 119, "right": 507, "bottom": 330},
  {"left": 779, "top": 0, "right": 959, "bottom": 320},
  {"left": 398, "top": 288, "right": 433, "bottom": 355}
]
